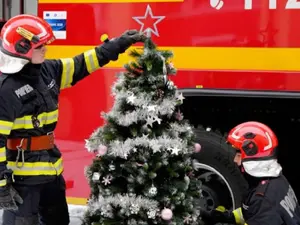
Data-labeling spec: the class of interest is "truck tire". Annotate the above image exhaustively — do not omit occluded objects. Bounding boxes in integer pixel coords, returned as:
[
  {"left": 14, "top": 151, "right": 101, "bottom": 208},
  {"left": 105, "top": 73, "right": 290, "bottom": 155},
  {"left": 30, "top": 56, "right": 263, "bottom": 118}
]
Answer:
[{"left": 192, "top": 127, "right": 248, "bottom": 211}]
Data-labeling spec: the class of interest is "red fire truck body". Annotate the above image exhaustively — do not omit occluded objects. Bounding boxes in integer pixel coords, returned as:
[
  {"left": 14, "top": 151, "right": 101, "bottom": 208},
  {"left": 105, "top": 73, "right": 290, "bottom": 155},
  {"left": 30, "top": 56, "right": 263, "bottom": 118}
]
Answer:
[{"left": 36, "top": 0, "right": 300, "bottom": 207}]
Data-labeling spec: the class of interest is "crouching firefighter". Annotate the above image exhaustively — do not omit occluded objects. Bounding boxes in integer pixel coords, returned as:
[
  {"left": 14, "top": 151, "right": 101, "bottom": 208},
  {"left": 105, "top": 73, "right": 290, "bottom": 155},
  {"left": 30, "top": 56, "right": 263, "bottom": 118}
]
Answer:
[
  {"left": 0, "top": 14, "right": 146, "bottom": 225},
  {"left": 200, "top": 121, "right": 300, "bottom": 225}
]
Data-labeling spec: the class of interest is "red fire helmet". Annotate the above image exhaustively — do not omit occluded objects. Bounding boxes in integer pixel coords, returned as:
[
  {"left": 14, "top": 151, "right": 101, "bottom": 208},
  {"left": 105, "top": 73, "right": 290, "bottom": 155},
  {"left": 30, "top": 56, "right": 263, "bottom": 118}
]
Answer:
[
  {"left": 0, "top": 14, "right": 55, "bottom": 73},
  {"left": 227, "top": 121, "right": 278, "bottom": 161}
]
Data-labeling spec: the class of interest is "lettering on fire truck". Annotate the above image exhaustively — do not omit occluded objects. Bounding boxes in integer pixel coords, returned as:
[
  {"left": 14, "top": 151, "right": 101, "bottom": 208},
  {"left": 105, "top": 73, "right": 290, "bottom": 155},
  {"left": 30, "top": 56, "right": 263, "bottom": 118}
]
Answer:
[{"left": 246, "top": 0, "right": 300, "bottom": 9}]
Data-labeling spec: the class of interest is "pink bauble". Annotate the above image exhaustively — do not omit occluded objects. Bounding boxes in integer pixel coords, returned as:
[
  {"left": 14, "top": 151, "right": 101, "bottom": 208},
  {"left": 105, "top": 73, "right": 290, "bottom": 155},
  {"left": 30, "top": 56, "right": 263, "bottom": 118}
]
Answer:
[
  {"left": 161, "top": 208, "right": 173, "bottom": 220},
  {"left": 97, "top": 145, "right": 108, "bottom": 156},
  {"left": 194, "top": 143, "right": 201, "bottom": 153}
]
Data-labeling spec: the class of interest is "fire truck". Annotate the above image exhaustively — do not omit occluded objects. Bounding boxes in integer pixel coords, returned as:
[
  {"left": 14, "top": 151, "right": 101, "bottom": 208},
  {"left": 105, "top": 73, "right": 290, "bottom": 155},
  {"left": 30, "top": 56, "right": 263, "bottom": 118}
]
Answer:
[{"left": 2, "top": 0, "right": 300, "bottom": 213}]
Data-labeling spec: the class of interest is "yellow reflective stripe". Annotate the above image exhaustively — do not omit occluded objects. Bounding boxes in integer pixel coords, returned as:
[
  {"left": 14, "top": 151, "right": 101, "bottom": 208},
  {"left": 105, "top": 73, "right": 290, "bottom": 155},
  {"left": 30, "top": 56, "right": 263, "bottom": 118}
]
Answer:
[
  {"left": 0, "top": 120, "right": 13, "bottom": 135},
  {"left": 84, "top": 49, "right": 100, "bottom": 73},
  {"left": 233, "top": 207, "right": 245, "bottom": 225},
  {"left": 7, "top": 158, "right": 63, "bottom": 176},
  {"left": 216, "top": 206, "right": 226, "bottom": 212},
  {"left": 12, "top": 110, "right": 58, "bottom": 130},
  {"left": 60, "top": 58, "right": 75, "bottom": 89},
  {"left": 0, "top": 179, "right": 6, "bottom": 187},
  {"left": 0, "top": 147, "right": 6, "bottom": 162}
]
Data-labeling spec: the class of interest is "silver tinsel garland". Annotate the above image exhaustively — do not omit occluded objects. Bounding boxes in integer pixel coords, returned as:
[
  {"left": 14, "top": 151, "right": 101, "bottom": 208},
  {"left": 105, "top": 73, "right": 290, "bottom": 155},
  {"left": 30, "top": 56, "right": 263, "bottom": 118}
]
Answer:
[
  {"left": 103, "top": 92, "right": 180, "bottom": 127},
  {"left": 86, "top": 134, "right": 192, "bottom": 158},
  {"left": 87, "top": 194, "right": 159, "bottom": 219}
]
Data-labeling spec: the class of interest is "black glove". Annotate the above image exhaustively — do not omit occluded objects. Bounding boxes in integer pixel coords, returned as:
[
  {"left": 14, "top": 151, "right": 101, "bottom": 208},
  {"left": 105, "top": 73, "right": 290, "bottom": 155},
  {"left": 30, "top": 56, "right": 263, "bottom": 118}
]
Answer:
[
  {"left": 200, "top": 208, "right": 236, "bottom": 225},
  {"left": 0, "top": 169, "right": 23, "bottom": 210},
  {"left": 114, "top": 29, "right": 147, "bottom": 53},
  {"left": 98, "top": 29, "right": 146, "bottom": 61}
]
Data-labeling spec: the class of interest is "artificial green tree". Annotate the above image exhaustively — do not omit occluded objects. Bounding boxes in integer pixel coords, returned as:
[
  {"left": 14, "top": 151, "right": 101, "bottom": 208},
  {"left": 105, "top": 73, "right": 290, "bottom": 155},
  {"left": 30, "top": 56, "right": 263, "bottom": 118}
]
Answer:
[{"left": 82, "top": 37, "right": 203, "bottom": 225}]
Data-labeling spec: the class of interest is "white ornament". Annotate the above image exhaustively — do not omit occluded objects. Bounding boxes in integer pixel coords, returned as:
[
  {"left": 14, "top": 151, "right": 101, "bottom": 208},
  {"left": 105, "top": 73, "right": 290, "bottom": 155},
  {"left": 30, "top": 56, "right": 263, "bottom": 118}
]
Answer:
[
  {"left": 109, "top": 164, "right": 115, "bottom": 171},
  {"left": 153, "top": 116, "right": 162, "bottom": 125},
  {"left": 148, "top": 185, "right": 157, "bottom": 196},
  {"left": 172, "top": 147, "right": 180, "bottom": 155},
  {"left": 147, "top": 210, "right": 157, "bottom": 219},
  {"left": 102, "top": 175, "right": 113, "bottom": 185},
  {"left": 161, "top": 208, "right": 173, "bottom": 220},
  {"left": 183, "top": 215, "right": 193, "bottom": 224},
  {"left": 176, "top": 92, "right": 185, "bottom": 102},
  {"left": 146, "top": 116, "right": 155, "bottom": 127},
  {"left": 130, "top": 204, "right": 140, "bottom": 214},
  {"left": 92, "top": 172, "right": 100, "bottom": 181},
  {"left": 168, "top": 147, "right": 180, "bottom": 155},
  {"left": 127, "top": 95, "right": 137, "bottom": 104},
  {"left": 147, "top": 105, "right": 157, "bottom": 112}
]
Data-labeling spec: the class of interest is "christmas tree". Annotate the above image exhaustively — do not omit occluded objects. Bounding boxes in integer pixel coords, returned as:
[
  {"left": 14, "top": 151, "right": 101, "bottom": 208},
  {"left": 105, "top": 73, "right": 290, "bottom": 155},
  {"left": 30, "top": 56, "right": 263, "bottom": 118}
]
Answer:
[{"left": 82, "top": 37, "right": 202, "bottom": 225}]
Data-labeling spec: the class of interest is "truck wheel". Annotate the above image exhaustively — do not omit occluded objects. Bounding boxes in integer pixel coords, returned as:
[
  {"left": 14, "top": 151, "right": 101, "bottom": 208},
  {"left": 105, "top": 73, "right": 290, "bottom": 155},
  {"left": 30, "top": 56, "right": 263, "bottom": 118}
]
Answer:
[{"left": 192, "top": 127, "right": 248, "bottom": 211}]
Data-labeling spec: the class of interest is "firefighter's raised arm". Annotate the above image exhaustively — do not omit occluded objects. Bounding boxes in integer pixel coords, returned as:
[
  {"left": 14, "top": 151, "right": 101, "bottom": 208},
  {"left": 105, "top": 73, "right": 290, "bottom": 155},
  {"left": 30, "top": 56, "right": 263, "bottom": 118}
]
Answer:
[{"left": 44, "top": 30, "right": 146, "bottom": 90}]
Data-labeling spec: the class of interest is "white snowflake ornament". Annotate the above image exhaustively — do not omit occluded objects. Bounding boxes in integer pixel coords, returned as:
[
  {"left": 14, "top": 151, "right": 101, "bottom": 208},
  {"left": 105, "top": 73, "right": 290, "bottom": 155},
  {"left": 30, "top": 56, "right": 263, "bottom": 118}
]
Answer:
[
  {"left": 183, "top": 215, "right": 193, "bottom": 224},
  {"left": 148, "top": 185, "right": 157, "bottom": 197},
  {"left": 102, "top": 175, "right": 113, "bottom": 186},
  {"left": 130, "top": 204, "right": 140, "bottom": 214},
  {"left": 147, "top": 210, "right": 157, "bottom": 219}
]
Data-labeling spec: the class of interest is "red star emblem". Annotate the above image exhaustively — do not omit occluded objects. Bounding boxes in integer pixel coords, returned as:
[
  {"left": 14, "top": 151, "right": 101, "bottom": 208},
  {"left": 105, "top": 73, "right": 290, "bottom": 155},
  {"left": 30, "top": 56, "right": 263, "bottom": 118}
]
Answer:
[{"left": 132, "top": 5, "right": 165, "bottom": 37}]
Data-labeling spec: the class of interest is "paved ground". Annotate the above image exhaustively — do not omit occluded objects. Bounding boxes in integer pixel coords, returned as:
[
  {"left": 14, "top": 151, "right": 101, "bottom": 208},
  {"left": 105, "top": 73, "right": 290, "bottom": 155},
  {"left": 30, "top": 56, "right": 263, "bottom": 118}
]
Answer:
[{"left": 0, "top": 205, "right": 86, "bottom": 225}]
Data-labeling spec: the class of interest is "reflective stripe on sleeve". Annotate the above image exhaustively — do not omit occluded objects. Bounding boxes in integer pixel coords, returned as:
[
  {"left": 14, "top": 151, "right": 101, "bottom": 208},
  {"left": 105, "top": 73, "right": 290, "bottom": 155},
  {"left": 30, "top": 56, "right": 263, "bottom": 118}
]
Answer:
[
  {"left": 84, "top": 49, "right": 100, "bottom": 73},
  {"left": 0, "top": 147, "right": 6, "bottom": 162},
  {"left": 216, "top": 206, "right": 226, "bottom": 212},
  {"left": 12, "top": 110, "right": 58, "bottom": 130},
  {"left": 0, "top": 120, "right": 13, "bottom": 135},
  {"left": 60, "top": 58, "right": 75, "bottom": 89},
  {"left": 233, "top": 207, "right": 245, "bottom": 225},
  {"left": 0, "top": 179, "right": 7, "bottom": 187},
  {"left": 7, "top": 157, "right": 63, "bottom": 176}
]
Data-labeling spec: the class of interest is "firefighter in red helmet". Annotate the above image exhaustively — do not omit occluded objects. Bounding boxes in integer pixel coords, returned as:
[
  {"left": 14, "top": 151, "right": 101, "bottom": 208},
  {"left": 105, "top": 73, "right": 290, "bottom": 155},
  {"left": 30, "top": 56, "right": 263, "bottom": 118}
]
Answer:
[
  {"left": 0, "top": 14, "right": 145, "bottom": 225},
  {"left": 201, "top": 121, "right": 300, "bottom": 225}
]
